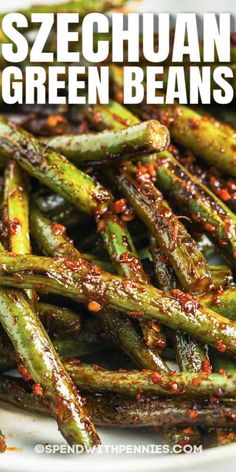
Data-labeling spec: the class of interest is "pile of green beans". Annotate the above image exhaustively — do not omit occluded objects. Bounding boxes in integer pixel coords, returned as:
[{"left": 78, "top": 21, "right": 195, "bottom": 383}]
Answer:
[{"left": 0, "top": 0, "right": 235, "bottom": 455}]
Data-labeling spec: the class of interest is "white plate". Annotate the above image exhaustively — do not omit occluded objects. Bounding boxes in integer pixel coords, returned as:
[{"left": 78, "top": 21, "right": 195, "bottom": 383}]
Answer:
[
  {"left": 1, "top": 400, "right": 236, "bottom": 472},
  {"left": 0, "top": 0, "right": 236, "bottom": 471}
]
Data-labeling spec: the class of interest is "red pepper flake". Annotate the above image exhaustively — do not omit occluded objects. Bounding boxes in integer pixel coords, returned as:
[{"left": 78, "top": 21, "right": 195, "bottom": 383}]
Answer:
[
  {"left": 188, "top": 410, "right": 198, "bottom": 419},
  {"left": 219, "top": 323, "right": 226, "bottom": 330},
  {"left": 192, "top": 377, "right": 201, "bottom": 387},
  {"left": 119, "top": 252, "right": 131, "bottom": 262},
  {"left": 146, "top": 161, "right": 157, "bottom": 177},
  {"left": 233, "top": 251, "right": 236, "bottom": 260},
  {"left": 219, "top": 368, "right": 226, "bottom": 375},
  {"left": 9, "top": 219, "right": 20, "bottom": 236},
  {"left": 215, "top": 341, "right": 227, "bottom": 352},
  {"left": 112, "top": 198, "right": 126, "bottom": 214},
  {"left": 167, "top": 381, "right": 180, "bottom": 393},
  {"left": 93, "top": 265, "right": 102, "bottom": 275},
  {"left": 151, "top": 372, "right": 162, "bottom": 384},
  {"left": 171, "top": 289, "right": 199, "bottom": 315},
  {"left": 122, "top": 279, "right": 133, "bottom": 291},
  {"left": 183, "top": 427, "right": 194, "bottom": 434},
  {"left": 97, "top": 219, "right": 106, "bottom": 232},
  {"left": 137, "top": 165, "right": 148, "bottom": 175},
  {"left": 156, "top": 338, "right": 166, "bottom": 351},
  {"left": 136, "top": 166, "right": 150, "bottom": 184},
  {"left": 205, "top": 222, "right": 215, "bottom": 232},
  {"left": 158, "top": 111, "right": 174, "bottom": 127},
  {"left": 188, "top": 118, "right": 200, "bottom": 130},
  {"left": 135, "top": 162, "right": 158, "bottom": 184},
  {"left": 51, "top": 223, "right": 65, "bottom": 235},
  {"left": 224, "top": 218, "right": 233, "bottom": 233},
  {"left": 32, "top": 383, "right": 43, "bottom": 396},
  {"left": 87, "top": 300, "right": 102, "bottom": 313},
  {"left": 47, "top": 115, "right": 65, "bottom": 127},
  {"left": 115, "top": 90, "right": 123, "bottom": 104},
  {"left": 18, "top": 364, "right": 31, "bottom": 381},
  {"left": 62, "top": 258, "right": 78, "bottom": 270},
  {"left": 201, "top": 360, "right": 212, "bottom": 374},
  {"left": 217, "top": 188, "right": 231, "bottom": 201}
]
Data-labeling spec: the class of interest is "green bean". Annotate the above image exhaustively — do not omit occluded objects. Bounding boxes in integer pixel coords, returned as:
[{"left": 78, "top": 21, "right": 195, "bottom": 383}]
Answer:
[
  {"left": 0, "top": 321, "right": 111, "bottom": 370},
  {"left": 110, "top": 67, "right": 236, "bottom": 178},
  {"left": 82, "top": 100, "right": 139, "bottom": 131},
  {"left": 0, "top": 186, "right": 100, "bottom": 446},
  {"left": 147, "top": 104, "right": 236, "bottom": 177},
  {"left": 84, "top": 100, "right": 236, "bottom": 265},
  {"left": 142, "top": 151, "right": 236, "bottom": 266},
  {"left": 118, "top": 168, "right": 211, "bottom": 294},
  {"left": 199, "top": 288, "right": 236, "bottom": 320},
  {"left": 30, "top": 204, "right": 169, "bottom": 372},
  {"left": 100, "top": 214, "right": 149, "bottom": 284},
  {"left": 0, "top": 375, "right": 235, "bottom": 429},
  {"left": 3, "top": 160, "right": 36, "bottom": 304},
  {"left": 83, "top": 100, "right": 213, "bottom": 401},
  {"left": 84, "top": 99, "right": 210, "bottom": 377},
  {"left": 0, "top": 116, "right": 112, "bottom": 215},
  {"left": 0, "top": 162, "right": 99, "bottom": 445},
  {"left": 131, "top": 103, "right": 236, "bottom": 179},
  {"left": 83, "top": 254, "right": 116, "bottom": 273},
  {"left": 0, "top": 281, "right": 100, "bottom": 446},
  {"left": 149, "top": 223, "right": 208, "bottom": 444},
  {"left": 37, "top": 303, "right": 81, "bottom": 339},
  {"left": 3, "top": 161, "right": 31, "bottom": 256},
  {"left": 85, "top": 101, "right": 236, "bottom": 264},
  {"left": 42, "top": 120, "right": 169, "bottom": 164},
  {"left": 209, "top": 266, "right": 234, "bottom": 289},
  {"left": 47, "top": 362, "right": 236, "bottom": 398},
  {"left": 173, "top": 148, "right": 236, "bottom": 214},
  {"left": 211, "top": 349, "right": 236, "bottom": 377},
  {"left": 0, "top": 253, "right": 236, "bottom": 355},
  {"left": 99, "top": 210, "right": 168, "bottom": 351}
]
